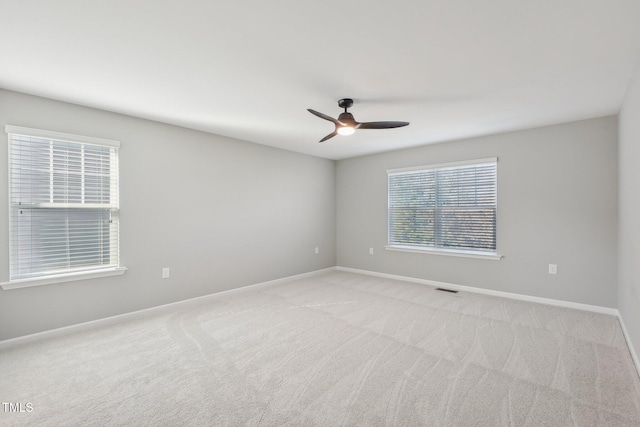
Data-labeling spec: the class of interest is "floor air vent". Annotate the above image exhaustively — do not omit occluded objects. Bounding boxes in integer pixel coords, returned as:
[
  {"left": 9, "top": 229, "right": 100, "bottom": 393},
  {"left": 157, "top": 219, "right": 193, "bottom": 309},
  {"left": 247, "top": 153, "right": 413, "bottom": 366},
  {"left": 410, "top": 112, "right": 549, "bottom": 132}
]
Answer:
[{"left": 436, "top": 288, "right": 458, "bottom": 294}]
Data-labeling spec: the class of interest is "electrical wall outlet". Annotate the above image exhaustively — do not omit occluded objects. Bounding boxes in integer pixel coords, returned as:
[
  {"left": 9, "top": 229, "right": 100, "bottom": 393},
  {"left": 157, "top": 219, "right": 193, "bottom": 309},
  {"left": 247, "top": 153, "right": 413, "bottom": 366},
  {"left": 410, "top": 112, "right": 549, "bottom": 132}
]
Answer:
[
  {"left": 315, "top": 247, "right": 319, "bottom": 254},
  {"left": 369, "top": 247, "right": 374, "bottom": 255},
  {"left": 162, "top": 267, "right": 170, "bottom": 279},
  {"left": 548, "top": 264, "right": 557, "bottom": 275}
]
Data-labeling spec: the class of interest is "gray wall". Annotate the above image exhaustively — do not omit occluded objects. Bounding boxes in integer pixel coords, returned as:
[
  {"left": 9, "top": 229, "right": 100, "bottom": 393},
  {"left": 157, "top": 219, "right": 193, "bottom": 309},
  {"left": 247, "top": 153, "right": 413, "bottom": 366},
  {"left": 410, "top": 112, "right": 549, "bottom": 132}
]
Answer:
[
  {"left": 337, "top": 116, "right": 618, "bottom": 307},
  {"left": 619, "top": 65, "right": 640, "bottom": 357},
  {"left": 0, "top": 88, "right": 624, "bottom": 342},
  {"left": 0, "top": 89, "right": 336, "bottom": 340}
]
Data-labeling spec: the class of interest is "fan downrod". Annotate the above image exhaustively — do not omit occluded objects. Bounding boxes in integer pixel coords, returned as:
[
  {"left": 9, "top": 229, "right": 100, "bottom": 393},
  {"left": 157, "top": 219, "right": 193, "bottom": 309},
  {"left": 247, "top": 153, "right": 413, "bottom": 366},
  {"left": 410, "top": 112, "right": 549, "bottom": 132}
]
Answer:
[{"left": 338, "top": 98, "right": 354, "bottom": 111}]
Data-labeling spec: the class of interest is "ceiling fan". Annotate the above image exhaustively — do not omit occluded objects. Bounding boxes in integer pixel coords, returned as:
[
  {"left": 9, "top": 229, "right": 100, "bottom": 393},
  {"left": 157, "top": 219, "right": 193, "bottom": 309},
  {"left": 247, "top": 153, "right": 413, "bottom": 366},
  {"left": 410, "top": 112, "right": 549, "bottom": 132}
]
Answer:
[{"left": 307, "top": 98, "right": 409, "bottom": 142}]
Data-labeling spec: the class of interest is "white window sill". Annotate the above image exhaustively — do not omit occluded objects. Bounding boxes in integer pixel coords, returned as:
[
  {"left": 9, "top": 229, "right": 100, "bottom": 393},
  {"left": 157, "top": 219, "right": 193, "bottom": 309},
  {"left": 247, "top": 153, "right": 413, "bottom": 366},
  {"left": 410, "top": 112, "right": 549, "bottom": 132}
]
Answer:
[
  {"left": 0, "top": 267, "right": 127, "bottom": 290},
  {"left": 385, "top": 245, "right": 502, "bottom": 260}
]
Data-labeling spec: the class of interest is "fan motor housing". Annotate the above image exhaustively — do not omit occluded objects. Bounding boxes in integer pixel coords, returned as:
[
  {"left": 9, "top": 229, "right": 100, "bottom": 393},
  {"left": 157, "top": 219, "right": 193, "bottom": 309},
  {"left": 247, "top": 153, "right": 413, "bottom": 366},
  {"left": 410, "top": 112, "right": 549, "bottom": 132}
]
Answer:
[{"left": 337, "top": 112, "right": 357, "bottom": 126}]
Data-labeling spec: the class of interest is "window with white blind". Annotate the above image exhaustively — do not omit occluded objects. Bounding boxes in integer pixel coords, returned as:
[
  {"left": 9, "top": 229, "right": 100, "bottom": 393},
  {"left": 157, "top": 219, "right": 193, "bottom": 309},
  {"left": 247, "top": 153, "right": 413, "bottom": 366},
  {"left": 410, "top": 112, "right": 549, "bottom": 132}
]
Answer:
[
  {"left": 387, "top": 158, "right": 498, "bottom": 258},
  {"left": 4, "top": 125, "right": 124, "bottom": 287}
]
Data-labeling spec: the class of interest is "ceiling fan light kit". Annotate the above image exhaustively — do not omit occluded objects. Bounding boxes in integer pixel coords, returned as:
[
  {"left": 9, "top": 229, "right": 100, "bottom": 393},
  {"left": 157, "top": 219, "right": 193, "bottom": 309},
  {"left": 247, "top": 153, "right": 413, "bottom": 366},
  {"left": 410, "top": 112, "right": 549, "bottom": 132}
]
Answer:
[
  {"left": 307, "top": 98, "right": 409, "bottom": 143},
  {"left": 337, "top": 126, "right": 355, "bottom": 136}
]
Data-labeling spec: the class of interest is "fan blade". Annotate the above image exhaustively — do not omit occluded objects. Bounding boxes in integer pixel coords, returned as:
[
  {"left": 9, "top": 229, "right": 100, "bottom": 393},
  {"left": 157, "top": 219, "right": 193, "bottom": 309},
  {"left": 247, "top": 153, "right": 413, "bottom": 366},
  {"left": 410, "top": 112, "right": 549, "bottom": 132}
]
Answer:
[
  {"left": 357, "top": 121, "right": 410, "bottom": 129},
  {"left": 319, "top": 131, "right": 337, "bottom": 142},
  {"left": 308, "top": 109, "right": 340, "bottom": 124}
]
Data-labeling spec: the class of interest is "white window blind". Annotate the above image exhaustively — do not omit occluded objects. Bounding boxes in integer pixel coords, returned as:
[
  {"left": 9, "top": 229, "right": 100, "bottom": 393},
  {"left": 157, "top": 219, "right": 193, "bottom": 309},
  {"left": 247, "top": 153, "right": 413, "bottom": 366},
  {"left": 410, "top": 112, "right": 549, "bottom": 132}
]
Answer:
[
  {"left": 388, "top": 159, "right": 497, "bottom": 253},
  {"left": 6, "top": 126, "right": 120, "bottom": 281}
]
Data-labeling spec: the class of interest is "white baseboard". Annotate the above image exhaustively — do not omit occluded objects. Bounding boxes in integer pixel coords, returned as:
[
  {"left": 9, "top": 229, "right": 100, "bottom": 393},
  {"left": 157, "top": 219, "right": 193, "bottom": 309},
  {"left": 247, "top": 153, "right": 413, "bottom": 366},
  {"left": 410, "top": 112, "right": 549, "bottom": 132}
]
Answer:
[
  {"left": 336, "top": 266, "right": 619, "bottom": 316},
  {"left": 618, "top": 314, "right": 640, "bottom": 379},
  {"left": 0, "top": 267, "right": 336, "bottom": 350}
]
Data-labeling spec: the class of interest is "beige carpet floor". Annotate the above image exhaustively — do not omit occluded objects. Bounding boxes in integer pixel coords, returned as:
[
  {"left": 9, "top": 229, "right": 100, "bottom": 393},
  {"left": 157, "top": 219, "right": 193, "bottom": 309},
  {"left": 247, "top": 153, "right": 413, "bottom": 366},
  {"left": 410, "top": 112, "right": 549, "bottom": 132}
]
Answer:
[{"left": 1, "top": 271, "right": 639, "bottom": 426}]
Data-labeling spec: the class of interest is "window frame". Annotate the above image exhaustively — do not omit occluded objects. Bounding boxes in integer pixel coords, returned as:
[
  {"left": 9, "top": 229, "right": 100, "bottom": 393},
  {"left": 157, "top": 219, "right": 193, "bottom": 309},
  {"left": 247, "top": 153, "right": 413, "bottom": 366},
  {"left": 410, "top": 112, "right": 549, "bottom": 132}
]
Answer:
[
  {"left": 1, "top": 125, "right": 126, "bottom": 290},
  {"left": 386, "top": 158, "right": 501, "bottom": 260}
]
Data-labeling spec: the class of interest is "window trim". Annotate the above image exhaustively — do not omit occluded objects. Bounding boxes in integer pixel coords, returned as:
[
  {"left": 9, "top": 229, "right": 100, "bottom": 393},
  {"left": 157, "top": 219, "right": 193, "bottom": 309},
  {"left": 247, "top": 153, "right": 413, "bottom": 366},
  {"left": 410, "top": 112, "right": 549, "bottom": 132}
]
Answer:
[
  {"left": 386, "top": 157, "right": 498, "bottom": 175},
  {"left": 0, "top": 267, "right": 128, "bottom": 290},
  {"left": 4, "top": 125, "right": 125, "bottom": 288},
  {"left": 384, "top": 245, "right": 502, "bottom": 260},
  {"left": 387, "top": 157, "right": 500, "bottom": 258},
  {"left": 5, "top": 125, "right": 120, "bottom": 148}
]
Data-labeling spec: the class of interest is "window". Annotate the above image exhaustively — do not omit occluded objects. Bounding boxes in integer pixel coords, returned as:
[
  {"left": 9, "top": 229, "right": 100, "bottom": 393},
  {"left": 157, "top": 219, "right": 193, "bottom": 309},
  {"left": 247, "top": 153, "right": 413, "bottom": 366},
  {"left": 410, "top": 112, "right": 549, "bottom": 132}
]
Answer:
[
  {"left": 5, "top": 125, "right": 123, "bottom": 286},
  {"left": 387, "top": 158, "right": 498, "bottom": 257}
]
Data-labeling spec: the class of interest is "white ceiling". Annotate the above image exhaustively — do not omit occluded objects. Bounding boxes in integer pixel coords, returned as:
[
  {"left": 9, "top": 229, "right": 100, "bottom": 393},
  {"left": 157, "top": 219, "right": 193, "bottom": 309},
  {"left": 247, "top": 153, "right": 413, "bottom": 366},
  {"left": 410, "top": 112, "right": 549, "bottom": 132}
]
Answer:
[{"left": 1, "top": 1, "right": 640, "bottom": 160}]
